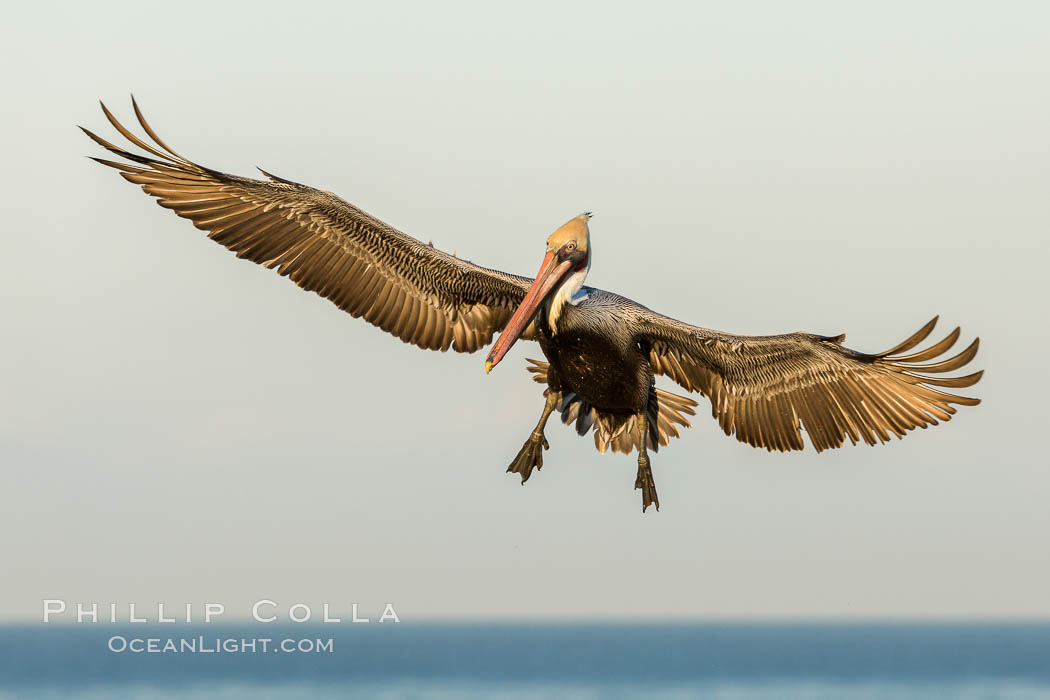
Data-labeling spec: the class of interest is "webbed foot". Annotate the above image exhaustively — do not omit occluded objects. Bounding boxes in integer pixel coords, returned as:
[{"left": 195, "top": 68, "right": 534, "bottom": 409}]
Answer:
[
  {"left": 507, "top": 430, "right": 549, "bottom": 484},
  {"left": 635, "top": 453, "right": 660, "bottom": 512}
]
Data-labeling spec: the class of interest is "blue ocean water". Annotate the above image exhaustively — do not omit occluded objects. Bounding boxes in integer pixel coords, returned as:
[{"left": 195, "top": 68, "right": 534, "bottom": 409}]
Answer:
[{"left": 0, "top": 623, "right": 1048, "bottom": 699}]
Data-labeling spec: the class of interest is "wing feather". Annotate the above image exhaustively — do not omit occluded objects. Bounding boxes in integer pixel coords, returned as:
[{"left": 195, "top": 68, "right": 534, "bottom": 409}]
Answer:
[
  {"left": 634, "top": 308, "right": 981, "bottom": 452},
  {"left": 84, "top": 99, "right": 533, "bottom": 353}
]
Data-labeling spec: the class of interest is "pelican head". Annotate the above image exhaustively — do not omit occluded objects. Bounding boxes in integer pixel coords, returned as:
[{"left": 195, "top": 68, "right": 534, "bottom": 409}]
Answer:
[{"left": 485, "top": 213, "right": 592, "bottom": 373}]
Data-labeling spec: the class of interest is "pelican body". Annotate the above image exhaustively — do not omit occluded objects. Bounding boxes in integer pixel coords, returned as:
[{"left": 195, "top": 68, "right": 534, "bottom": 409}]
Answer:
[
  {"left": 83, "top": 100, "right": 983, "bottom": 511},
  {"left": 539, "top": 291, "right": 654, "bottom": 415}
]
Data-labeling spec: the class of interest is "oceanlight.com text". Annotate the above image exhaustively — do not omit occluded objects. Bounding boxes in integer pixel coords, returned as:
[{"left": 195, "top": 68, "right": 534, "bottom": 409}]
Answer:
[{"left": 107, "top": 636, "right": 334, "bottom": 654}]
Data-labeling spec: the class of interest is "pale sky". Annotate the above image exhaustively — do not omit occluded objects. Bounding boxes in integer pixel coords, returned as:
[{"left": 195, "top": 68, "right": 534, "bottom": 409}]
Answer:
[{"left": 1, "top": 1, "right": 1048, "bottom": 621}]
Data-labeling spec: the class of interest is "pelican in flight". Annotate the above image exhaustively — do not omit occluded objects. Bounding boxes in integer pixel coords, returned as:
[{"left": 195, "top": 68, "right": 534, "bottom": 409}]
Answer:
[{"left": 83, "top": 99, "right": 982, "bottom": 511}]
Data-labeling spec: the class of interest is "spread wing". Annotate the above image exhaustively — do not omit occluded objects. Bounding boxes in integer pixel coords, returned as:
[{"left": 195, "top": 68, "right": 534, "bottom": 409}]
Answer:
[
  {"left": 82, "top": 98, "right": 533, "bottom": 352},
  {"left": 634, "top": 310, "right": 982, "bottom": 452}
]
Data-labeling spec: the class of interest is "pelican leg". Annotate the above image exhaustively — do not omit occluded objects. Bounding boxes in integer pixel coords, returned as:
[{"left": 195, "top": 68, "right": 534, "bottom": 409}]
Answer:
[
  {"left": 634, "top": 411, "right": 660, "bottom": 512},
  {"left": 507, "top": 392, "right": 558, "bottom": 484}
]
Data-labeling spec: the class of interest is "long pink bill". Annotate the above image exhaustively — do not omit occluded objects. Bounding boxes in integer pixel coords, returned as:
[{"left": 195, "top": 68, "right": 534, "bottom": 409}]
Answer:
[{"left": 485, "top": 250, "right": 572, "bottom": 373}]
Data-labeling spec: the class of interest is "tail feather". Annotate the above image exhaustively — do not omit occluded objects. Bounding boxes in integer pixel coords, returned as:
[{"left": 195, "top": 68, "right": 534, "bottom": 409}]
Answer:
[{"left": 525, "top": 358, "right": 698, "bottom": 455}]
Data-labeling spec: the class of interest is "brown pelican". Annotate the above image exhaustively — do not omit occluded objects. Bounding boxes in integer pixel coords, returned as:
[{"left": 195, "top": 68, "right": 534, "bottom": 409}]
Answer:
[{"left": 82, "top": 99, "right": 983, "bottom": 511}]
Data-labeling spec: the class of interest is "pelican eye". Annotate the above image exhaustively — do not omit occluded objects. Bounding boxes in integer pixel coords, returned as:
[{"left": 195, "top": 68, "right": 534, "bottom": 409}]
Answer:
[{"left": 565, "top": 241, "right": 576, "bottom": 252}]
